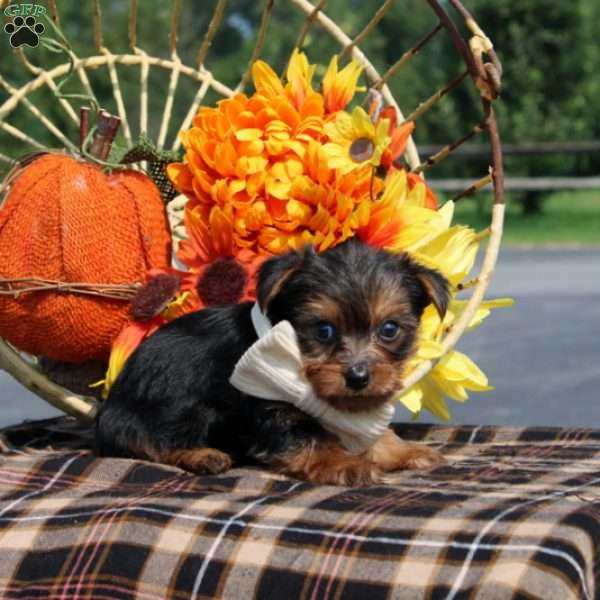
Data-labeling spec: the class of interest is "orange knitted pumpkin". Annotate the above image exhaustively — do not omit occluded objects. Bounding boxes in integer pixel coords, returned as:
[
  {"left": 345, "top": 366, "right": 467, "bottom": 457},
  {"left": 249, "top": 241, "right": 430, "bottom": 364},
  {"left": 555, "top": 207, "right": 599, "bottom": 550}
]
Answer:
[{"left": 0, "top": 152, "right": 172, "bottom": 362}]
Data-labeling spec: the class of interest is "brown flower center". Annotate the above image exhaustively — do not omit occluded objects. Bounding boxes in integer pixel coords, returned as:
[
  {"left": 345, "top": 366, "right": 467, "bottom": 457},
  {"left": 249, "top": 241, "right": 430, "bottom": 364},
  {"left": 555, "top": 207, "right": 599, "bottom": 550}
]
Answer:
[
  {"left": 349, "top": 137, "right": 375, "bottom": 162},
  {"left": 130, "top": 274, "right": 180, "bottom": 321},
  {"left": 197, "top": 258, "right": 247, "bottom": 305}
]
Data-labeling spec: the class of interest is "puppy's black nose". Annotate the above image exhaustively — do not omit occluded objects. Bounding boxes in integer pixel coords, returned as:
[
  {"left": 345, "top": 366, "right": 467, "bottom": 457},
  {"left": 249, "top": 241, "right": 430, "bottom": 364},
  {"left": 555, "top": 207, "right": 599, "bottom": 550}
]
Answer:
[{"left": 345, "top": 362, "right": 370, "bottom": 390}]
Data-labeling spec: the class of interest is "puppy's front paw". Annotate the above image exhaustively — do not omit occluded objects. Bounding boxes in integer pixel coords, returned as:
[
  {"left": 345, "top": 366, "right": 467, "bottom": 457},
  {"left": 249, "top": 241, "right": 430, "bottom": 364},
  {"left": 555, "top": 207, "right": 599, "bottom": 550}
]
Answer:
[
  {"left": 371, "top": 429, "right": 445, "bottom": 472},
  {"left": 277, "top": 441, "right": 383, "bottom": 487},
  {"left": 308, "top": 460, "right": 383, "bottom": 487},
  {"left": 401, "top": 443, "right": 445, "bottom": 470},
  {"left": 198, "top": 449, "right": 234, "bottom": 474},
  {"left": 163, "top": 447, "right": 233, "bottom": 475}
]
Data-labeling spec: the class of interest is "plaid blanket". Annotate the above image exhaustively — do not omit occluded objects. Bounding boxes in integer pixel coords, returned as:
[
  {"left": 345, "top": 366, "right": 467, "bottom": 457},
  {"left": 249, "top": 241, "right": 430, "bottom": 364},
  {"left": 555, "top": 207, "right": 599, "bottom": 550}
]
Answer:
[{"left": 0, "top": 418, "right": 598, "bottom": 599}]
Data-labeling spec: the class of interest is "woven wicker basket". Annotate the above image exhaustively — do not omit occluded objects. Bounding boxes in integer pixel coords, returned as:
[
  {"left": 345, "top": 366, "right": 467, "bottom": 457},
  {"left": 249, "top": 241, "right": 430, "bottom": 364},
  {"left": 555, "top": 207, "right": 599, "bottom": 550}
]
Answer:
[{"left": 0, "top": 0, "right": 504, "bottom": 423}]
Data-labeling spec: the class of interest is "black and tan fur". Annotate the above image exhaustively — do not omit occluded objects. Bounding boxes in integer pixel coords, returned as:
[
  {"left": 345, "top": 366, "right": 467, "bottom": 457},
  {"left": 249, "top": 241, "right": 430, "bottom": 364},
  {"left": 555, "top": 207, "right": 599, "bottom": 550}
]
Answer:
[{"left": 95, "top": 239, "right": 449, "bottom": 486}]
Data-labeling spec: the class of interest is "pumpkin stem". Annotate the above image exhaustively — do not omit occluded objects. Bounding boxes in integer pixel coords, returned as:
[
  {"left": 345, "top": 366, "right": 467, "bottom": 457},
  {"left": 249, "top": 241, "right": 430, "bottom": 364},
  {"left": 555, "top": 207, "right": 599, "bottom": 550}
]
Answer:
[
  {"left": 79, "top": 107, "right": 90, "bottom": 152},
  {"left": 87, "top": 110, "right": 121, "bottom": 161}
]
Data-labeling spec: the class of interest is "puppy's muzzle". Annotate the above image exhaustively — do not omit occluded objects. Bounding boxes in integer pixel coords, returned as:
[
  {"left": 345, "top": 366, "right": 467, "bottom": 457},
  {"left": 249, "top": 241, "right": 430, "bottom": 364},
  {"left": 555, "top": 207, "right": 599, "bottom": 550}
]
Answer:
[{"left": 345, "top": 361, "right": 370, "bottom": 390}]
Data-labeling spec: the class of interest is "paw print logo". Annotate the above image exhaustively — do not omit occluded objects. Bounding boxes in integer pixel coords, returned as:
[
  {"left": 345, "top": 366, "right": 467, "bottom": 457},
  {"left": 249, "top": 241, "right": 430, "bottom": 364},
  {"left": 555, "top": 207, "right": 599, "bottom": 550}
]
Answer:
[{"left": 4, "top": 16, "right": 45, "bottom": 48}]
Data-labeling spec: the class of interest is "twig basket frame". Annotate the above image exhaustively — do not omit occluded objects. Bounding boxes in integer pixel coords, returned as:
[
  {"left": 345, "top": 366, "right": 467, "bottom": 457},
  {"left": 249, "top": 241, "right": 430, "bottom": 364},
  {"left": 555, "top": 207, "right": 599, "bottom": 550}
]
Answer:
[{"left": 0, "top": 0, "right": 504, "bottom": 423}]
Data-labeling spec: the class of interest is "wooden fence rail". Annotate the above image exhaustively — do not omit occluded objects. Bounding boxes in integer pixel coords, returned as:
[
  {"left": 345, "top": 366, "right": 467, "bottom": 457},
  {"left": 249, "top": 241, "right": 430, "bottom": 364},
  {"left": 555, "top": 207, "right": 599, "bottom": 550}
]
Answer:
[
  {"left": 431, "top": 176, "right": 600, "bottom": 193},
  {"left": 426, "top": 141, "right": 599, "bottom": 193},
  {"left": 421, "top": 141, "right": 600, "bottom": 158}
]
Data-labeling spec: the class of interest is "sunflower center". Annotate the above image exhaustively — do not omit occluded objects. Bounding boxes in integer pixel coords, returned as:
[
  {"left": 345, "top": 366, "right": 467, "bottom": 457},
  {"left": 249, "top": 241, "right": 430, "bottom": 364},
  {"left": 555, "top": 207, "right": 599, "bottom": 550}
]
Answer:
[{"left": 349, "top": 137, "right": 375, "bottom": 163}]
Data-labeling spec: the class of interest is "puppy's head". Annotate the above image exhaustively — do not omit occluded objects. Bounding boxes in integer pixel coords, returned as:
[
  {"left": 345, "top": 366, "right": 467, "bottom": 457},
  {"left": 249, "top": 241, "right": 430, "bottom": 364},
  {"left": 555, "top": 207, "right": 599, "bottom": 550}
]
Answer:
[{"left": 257, "top": 238, "right": 449, "bottom": 412}]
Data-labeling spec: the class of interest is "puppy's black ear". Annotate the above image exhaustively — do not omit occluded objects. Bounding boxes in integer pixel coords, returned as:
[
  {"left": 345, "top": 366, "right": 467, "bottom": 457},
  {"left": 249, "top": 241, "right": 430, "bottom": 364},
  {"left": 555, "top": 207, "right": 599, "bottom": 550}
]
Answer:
[
  {"left": 257, "top": 246, "right": 314, "bottom": 311},
  {"left": 408, "top": 260, "right": 450, "bottom": 320}
]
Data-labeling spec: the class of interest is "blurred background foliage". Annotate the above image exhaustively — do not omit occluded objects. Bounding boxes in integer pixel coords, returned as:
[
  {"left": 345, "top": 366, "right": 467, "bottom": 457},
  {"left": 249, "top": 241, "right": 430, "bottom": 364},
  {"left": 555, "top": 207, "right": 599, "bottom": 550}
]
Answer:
[{"left": 1, "top": 0, "right": 599, "bottom": 228}]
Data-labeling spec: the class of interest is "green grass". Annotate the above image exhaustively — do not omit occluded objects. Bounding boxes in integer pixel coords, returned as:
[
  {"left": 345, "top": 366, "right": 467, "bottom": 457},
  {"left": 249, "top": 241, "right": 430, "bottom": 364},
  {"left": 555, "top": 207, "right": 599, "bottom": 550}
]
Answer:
[{"left": 451, "top": 190, "right": 600, "bottom": 245}]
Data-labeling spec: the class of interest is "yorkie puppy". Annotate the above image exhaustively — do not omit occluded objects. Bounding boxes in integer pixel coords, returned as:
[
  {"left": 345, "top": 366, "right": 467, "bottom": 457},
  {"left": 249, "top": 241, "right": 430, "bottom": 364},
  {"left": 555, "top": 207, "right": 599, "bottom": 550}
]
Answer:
[{"left": 95, "top": 238, "right": 449, "bottom": 486}]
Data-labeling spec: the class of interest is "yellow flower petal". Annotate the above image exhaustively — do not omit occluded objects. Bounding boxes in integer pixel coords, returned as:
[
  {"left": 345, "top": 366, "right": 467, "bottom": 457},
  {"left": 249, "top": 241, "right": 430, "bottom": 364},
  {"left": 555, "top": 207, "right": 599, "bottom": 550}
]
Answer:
[
  {"left": 252, "top": 60, "right": 285, "bottom": 98},
  {"left": 266, "top": 177, "right": 292, "bottom": 200},
  {"left": 384, "top": 206, "right": 445, "bottom": 251},
  {"left": 286, "top": 49, "right": 315, "bottom": 107},
  {"left": 416, "top": 339, "right": 445, "bottom": 360},
  {"left": 322, "top": 55, "right": 363, "bottom": 113},
  {"left": 102, "top": 321, "right": 154, "bottom": 398},
  {"left": 430, "top": 370, "right": 470, "bottom": 401},
  {"left": 464, "top": 297, "right": 515, "bottom": 329},
  {"left": 324, "top": 111, "right": 354, "bottom": 144},
  {"left": 287, "top": 199, "right": 313, "bottom": 224},
  {"left": 438, "top": 351, "right": 492, "bottom": 391},
  {"left": 439, "top": 200, "right": 455, "bottom": 227},
  {"left": 397, "top": 385, "right": 423, "bottom": 413},
  {"left": 350, "top": 106, "right": 375, "bottom": 138},
  {"left": 412, "top": 226, "right": 479, "bottom": 283},
  {"left": 161, "top": 291, "right": 193, "bottom": 321},
  {"left": 421, "top": 381, "right": 452, "bottom": 421},
  {"left": 235, "top": 128, "right": 263, "bottom": 141}
]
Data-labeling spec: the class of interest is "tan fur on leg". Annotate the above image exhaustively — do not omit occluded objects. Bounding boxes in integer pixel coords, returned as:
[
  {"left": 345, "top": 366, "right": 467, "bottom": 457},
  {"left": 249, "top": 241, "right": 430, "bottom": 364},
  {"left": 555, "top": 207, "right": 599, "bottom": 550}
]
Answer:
[
  {"left": 158, "top": 447, "right": 233, "bottom": 475},
  {"left": 370, "top": 428, "right": 444, "bottom": 471},
  {"left": 276, "top": 440, "right": 383, "bottom": 486}
]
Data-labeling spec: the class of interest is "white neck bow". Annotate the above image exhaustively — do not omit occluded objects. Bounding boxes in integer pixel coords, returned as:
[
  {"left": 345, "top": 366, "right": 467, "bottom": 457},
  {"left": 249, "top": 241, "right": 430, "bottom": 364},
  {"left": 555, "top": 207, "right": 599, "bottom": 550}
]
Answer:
[{"left": 229, "top": 303, "right": 394, "bottom": 454}]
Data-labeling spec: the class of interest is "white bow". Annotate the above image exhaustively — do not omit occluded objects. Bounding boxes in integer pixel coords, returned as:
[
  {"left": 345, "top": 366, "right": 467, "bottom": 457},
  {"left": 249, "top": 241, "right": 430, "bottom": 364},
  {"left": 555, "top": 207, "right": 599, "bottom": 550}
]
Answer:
[{"left": 230, "top": 304, "right": 394, "bottom": 454}]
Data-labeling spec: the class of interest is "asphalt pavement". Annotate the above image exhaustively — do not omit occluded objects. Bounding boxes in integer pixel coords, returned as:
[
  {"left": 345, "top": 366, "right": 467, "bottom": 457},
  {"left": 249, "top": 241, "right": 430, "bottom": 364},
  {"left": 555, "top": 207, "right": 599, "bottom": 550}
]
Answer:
[
  {"left": 1, "top": 247, "right": 599, "bottom": 429},
  {"left": 444, "top": 247, "right": 600, "bottom": 427}
]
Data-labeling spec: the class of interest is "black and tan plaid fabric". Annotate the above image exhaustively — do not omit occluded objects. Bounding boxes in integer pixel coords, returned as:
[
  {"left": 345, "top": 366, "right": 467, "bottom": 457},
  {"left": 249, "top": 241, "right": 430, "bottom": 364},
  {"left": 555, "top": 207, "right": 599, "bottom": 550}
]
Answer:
[{"left": 1, "top": 417, "right": 598, "bottom": 599}]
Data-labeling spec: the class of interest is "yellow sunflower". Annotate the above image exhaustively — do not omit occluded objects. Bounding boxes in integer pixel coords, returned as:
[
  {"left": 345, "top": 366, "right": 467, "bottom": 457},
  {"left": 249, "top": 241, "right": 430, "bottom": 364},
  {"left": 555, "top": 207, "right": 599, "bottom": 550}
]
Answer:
[
  {"left": 323, "top": 106, "right": 391, "bottom": 174},
  {"left": 398, "top": 298, "right": 513, "bottom": 421},
  {"left": 391, "top": 197, "right": 513, "bottom": 420}
]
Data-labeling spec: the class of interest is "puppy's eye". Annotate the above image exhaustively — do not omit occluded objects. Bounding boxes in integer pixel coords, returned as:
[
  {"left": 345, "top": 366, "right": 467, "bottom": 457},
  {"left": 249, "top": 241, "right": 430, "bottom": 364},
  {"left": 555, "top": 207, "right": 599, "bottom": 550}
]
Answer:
[
  {"left": 378, "top": 320, "right": 400, "bottom": 341},
  {"left": 315, "top": 321, "right": 336, "bottom": 343}
]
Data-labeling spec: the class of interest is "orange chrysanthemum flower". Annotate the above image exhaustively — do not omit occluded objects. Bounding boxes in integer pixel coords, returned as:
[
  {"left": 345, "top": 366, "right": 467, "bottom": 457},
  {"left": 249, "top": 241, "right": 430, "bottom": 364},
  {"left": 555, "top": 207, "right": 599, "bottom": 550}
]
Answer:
[
  {"left": 166, "top": 51, "right": 440, "bottom": 315},
  {"left": 167, "top": 51, "right": 393, "bottom": 268},
  {"left": 166, "top": 51, "right": 442, "bottom": 309}
]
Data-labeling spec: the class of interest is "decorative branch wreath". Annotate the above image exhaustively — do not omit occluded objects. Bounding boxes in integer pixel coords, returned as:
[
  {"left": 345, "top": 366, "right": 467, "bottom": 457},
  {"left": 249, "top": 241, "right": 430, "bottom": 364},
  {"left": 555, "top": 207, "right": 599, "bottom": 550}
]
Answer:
[{"left": 0, "top": 0, "right": 507, "bottom": 424}]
